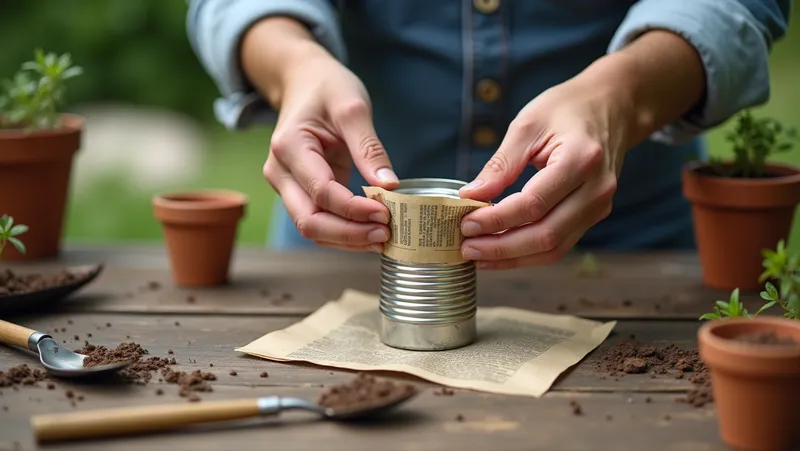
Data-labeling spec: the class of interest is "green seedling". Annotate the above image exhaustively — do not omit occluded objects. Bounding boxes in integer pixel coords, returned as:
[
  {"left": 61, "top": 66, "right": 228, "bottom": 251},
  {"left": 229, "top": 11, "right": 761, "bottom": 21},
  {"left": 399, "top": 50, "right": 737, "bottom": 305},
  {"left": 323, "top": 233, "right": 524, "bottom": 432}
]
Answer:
[
  {"left": 707, "top": 109, "right": 798, "bottom": 178},
  {"left": 700, "top": 240, "right": 800, "bottom": 321},
  {"left": 699, "top": 288, "right": 773, "bottom": 320},
  {"left": 0, "top": 215, "right": 28, "bottom": 259},
  {"left": 574, "top": 252, "right": 600, "bottom": 277},
  {"left": 758, "top": 240, "right": 799, "bottom": 320},
  {"left": 0, "top": 48, "right": 83, "bottom": 130}
]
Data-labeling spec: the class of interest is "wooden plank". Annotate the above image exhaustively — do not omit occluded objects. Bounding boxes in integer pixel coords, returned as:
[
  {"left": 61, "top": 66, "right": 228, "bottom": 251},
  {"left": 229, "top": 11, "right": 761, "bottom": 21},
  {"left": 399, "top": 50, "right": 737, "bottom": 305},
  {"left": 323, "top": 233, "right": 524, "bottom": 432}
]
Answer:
[
  {"left": 1, "top": 313, "right": 707, "bottom": 393},
  {"left": 0, "top": 385, "right": 723, "bottom": 451},
  {"left": 4, "top": 246, "right": 753, "bottom": 320}
]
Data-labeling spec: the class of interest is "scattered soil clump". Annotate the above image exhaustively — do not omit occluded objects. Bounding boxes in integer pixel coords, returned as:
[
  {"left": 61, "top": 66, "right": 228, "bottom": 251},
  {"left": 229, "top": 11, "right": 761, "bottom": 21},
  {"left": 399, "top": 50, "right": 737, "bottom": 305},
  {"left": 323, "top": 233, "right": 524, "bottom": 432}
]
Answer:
[
  {"left": 0, "top": 268, "right": 80, "bottom": 296},
  {"left": 317, "top": 373, "right": 416, "bottom": 414},
  {"left": 0, "top": 364, "right": 48, "bottom": 388},
  {"left": 569, "top": 400, "right": 582, "bottom": 415},
  {"left": 161, "top": 368, "right": 216, "bottom": 399},
  {"left": 433, "top": 387, "right": 455, "bottom": 396},
  {"left": 594, "top": 339, "right": 712, "bottom": 407}
]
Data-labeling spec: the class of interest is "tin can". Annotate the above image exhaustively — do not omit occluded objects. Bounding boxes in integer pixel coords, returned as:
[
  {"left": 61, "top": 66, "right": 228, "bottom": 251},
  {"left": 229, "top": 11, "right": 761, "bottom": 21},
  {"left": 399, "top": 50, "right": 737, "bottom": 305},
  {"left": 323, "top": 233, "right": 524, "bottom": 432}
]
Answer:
[{"left": 379, "top": 178, "right": 477, "bottom": 351}]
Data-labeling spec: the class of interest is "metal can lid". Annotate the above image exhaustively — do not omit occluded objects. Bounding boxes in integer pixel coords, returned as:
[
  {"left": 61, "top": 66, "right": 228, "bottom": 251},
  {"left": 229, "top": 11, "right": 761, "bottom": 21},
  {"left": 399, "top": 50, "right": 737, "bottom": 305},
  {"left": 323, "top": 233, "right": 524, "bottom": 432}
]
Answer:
[{"left": 394, "top": 178, "right": 466, "bottom": 199}]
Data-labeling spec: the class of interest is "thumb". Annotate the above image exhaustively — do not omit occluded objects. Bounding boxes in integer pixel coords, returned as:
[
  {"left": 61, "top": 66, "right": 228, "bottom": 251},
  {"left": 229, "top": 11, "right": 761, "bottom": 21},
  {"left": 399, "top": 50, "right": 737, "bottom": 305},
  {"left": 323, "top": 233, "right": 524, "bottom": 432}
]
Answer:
[
  {"left": 336, "top": 101, "right": 399, "bottom": 189},
  {"left": 459, "top": 130, "right": 531, "bottom": 201}
]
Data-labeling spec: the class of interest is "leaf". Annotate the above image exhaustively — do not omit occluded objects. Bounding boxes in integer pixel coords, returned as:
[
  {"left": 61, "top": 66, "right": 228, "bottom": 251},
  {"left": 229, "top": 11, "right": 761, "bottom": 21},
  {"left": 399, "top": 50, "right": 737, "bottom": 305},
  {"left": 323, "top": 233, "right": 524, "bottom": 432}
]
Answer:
[
  {"left": 754, "top": 301, "right": 777, "bottom": 317},
  {"left": 1, "top": 215, "right": 12, "bottom": 231},
  {"left": 62, "top": 66, "right": 83, "bottom": 80},
  {"left": 699, "top": 313, "right": 720, "bottom": 321},
  {"left": 8, "top": 237, "right": 25, "bottom": 254},
  {"left": 715, "top": 300, "right": 731, "bottom": 310},
  {"left": 9, "top": 224, "right": 28, "bottom": 236},
  {"left": 765, "top": 282, "right": 779, "bottom": 298}
]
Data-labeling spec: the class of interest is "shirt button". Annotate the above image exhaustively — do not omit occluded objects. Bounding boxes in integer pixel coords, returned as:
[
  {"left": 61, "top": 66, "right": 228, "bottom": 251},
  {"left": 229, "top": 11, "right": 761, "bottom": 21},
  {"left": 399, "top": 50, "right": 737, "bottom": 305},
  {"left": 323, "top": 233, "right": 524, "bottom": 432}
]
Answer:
[
  {"left": 473, "top": 0, "right": 499, "bottom": 14},
  {"left": 473, "top": 126, "right": 498, "bottom": 147},
  {"left": 476, "top": 79, "right": 501, "bottom": 103}
]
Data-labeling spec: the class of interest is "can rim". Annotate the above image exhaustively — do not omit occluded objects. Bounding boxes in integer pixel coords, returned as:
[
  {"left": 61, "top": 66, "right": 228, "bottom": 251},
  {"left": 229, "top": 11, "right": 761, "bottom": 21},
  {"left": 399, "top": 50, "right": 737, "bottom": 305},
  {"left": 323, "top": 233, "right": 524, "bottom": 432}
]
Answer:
[{"left": 394, "top": 178, "right": 467, "bottom": 197}]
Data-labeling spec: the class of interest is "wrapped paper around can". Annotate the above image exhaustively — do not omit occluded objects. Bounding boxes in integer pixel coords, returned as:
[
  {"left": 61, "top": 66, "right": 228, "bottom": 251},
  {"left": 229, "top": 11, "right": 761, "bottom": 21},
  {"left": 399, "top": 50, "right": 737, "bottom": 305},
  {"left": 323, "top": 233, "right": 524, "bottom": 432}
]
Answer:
[
  {"left": 362, "top": 180, "right": 490, "bottom": 265},
  {"left": 363, "top": 179, "right": 492, "bottom": 351}
]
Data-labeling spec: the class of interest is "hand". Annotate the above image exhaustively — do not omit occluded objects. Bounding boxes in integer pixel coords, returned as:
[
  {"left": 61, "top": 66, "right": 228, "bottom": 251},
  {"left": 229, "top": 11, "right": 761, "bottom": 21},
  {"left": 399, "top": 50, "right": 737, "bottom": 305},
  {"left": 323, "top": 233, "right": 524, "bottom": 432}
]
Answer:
[
  {"left": 457, "top": 73, "right": 633, "bottom": 269},
  {"left": 262, "top": 51, "right": 399, "bottom": 253}
]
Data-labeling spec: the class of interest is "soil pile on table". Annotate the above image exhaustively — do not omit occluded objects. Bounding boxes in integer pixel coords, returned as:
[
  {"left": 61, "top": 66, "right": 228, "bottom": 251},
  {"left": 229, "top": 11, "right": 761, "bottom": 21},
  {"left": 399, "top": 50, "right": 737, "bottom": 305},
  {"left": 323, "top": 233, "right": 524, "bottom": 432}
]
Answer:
[
  {"left": 594, "top": 339, "right": 712, "bottom": 407},
  {"left": 75, "top": 341, "right": 215, "bottom": 400},
  {"left": 317, "top": 373, "right": 417, "bottom": 415},
  {"left": 0, "top": 364, "right": 48, "bottom": 388},
  {"left": 0, "top": 268, "right": 79, "bottom": 295}
]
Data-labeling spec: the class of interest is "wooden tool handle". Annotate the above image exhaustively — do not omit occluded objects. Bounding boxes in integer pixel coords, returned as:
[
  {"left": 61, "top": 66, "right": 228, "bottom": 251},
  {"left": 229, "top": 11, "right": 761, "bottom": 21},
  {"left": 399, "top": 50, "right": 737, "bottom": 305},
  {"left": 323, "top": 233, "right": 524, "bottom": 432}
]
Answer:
[
  {"left": 32, "top": 398, "right": 261, "bottom": 443},
  {"left": 0, "top": 319, "right": 36, "bottom": 349}
]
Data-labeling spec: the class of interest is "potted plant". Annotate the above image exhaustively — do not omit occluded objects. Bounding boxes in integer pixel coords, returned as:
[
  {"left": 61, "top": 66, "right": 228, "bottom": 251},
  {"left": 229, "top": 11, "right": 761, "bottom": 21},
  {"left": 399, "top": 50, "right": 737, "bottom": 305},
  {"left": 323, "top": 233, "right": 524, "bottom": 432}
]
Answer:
[
  {"left": 698, "top": 241, "right": 800, "bottom": 451},
  {"left": 0, "top": 49, "right": 84, "bottom": 261},
  {"left": 683, "top": 109, "right": 800, "bottom": 291},
  {"left": 152, "top": 190, "right": 248, "bottom": 287}
]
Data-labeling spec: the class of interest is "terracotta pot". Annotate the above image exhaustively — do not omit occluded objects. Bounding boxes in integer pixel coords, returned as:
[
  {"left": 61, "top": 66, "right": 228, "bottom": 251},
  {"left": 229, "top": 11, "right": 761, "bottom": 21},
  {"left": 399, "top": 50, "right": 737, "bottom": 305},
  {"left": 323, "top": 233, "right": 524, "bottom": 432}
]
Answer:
[
  {"left": 682, "top": 161, "right": 800, "bottom": 291},
  {"left": 153, "top": 190, "right": 247, "bottom": 286},
  {"left": 0, "top": 114, "right": 83, "bottom": 260},
  {"left": 698, "top": 317, "right": 800, "bottom": 451}
]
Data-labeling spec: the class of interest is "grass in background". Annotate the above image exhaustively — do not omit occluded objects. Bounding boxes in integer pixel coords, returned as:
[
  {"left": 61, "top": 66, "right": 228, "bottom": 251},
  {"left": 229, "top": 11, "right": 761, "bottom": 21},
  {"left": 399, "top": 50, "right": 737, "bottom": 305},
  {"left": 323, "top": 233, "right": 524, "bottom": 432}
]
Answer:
[{"left": 64, "top": 11, "right": 800, "bottom": 249}]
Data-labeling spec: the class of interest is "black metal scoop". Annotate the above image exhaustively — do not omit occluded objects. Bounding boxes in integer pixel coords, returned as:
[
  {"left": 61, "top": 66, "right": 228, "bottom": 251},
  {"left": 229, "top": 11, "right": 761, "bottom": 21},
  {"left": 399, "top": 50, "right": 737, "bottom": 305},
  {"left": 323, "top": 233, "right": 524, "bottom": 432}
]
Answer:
[
  {"left": 0, "top": 264, "right": 103, "bottom": 315},
  {"left": 32, "top": 391, "right": 419, "bottom": 443}
]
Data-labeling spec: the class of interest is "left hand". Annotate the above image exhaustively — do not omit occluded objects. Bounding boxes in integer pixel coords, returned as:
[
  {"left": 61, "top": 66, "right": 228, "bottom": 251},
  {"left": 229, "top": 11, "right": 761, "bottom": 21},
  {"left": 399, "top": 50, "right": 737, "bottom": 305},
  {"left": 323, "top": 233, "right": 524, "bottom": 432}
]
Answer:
[{"left": 458, "top": 74, "right": 635, "bottom": 269}]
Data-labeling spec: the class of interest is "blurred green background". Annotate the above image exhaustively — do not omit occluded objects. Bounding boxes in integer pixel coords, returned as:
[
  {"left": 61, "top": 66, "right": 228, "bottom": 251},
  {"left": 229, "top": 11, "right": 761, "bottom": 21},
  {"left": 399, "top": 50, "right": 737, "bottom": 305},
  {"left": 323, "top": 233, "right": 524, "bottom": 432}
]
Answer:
[{"left": 1, "top": 1, "right": 798, "bottom": 249}]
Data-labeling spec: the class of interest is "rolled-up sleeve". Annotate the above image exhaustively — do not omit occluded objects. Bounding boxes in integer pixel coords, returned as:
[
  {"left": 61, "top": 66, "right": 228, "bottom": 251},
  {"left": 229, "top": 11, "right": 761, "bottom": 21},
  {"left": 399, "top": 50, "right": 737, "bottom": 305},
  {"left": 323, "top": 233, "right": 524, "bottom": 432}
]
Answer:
[
  {"left": 608, "top": 0, "right": 790, "bottom": 144},
  {"left": 186, "top": 0, "right": 346, "bottom": 130}
]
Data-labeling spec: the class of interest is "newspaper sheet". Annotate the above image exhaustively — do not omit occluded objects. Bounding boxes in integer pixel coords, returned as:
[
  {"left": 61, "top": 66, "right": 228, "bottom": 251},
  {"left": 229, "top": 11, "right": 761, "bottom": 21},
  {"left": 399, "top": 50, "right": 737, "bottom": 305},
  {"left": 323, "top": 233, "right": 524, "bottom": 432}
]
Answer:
[
  {"left": 236, "top": 289, "right": 616, "bottom": 398},
  {"left": 362, "top": 186, "right": 490, "bottom": 264}
]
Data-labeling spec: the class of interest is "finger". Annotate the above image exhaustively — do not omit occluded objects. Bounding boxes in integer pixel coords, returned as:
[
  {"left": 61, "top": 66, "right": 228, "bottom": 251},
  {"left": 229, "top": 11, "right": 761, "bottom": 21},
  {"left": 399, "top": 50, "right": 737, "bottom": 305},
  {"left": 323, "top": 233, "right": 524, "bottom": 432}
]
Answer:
[
  {"left": 272, "top": 129, "right": 389, "bottom": 224},
  {"left": 333, "top": 100, "right": 400, "bottom": 189},
  {"left": 313, "top": 241, "right": 384, "bottom": 253},
  {"left": 460, "top": 139, "right": 602, "bottom": 237},
  {"left": 461, "top": 181, "right": 611, "bottom": 261},
  {"left": 474, "top": 226, "right": 586, "bottom": 270},
  {"left": 279, "top": 174, "right": 391, "bottom": 246},
  {"left": 458, "top": 121, "right": 543, "bottom": 202}
]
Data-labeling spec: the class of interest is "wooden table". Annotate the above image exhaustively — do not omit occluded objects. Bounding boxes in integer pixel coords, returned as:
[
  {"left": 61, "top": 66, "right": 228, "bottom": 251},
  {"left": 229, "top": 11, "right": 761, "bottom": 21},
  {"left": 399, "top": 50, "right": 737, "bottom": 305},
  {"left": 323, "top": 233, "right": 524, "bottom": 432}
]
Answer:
[{"left": 0, "top": 244, "right": 754, "bottom": 450}]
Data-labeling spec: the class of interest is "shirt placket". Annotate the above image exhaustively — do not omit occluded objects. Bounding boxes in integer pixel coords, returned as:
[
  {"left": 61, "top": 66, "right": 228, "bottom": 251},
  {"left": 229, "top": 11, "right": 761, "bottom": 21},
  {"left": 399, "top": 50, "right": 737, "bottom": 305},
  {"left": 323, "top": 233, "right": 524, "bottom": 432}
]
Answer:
[{"left": 457, "top": 0, "right": 507, "bottom": 182}]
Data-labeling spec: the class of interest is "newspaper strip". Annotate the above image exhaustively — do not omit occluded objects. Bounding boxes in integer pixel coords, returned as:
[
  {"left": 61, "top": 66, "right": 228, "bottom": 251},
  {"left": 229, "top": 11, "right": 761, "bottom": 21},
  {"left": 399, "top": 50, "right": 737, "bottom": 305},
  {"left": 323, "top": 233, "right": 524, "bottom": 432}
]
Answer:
[
  {"left": 362, "top": 186, "right": 490, "bottom": 264},
  {"left": 236, "top": 289, "right": 616, "bottom": 398}
]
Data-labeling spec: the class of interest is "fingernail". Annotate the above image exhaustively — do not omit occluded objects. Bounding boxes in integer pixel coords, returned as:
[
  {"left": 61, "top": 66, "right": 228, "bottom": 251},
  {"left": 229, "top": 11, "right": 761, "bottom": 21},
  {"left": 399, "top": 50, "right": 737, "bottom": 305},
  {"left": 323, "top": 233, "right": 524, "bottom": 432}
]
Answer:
[
  {"left": 461, "top": 221, "right": 482, "bottom": 236},
  {"left": 376, "top": 168, "right": 399, "bottom": 184},
  {"left": 462, "top": 246, "right": 482, "bottom": 260},
  {"left": 460, "top": 179, "right": 484, "bottom": 191},
  {"left": 369, "top": 212, "right": 388, "bottom": 224},
  {"left": 369, "top": 244, "right": 383, "bottom": 253},
  {"left": 368, "top": 229, "right": 388, "bottom": 243}
]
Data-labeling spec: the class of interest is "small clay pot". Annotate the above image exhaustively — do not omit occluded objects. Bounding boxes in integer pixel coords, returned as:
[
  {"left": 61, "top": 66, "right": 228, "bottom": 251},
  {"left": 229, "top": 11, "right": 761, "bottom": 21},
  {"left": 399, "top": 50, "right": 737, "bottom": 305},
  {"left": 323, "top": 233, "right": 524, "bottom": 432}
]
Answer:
[
  {"left": 0, "top": 114, "right": 83, "bottom": 260},
  {"left": 682, "top": 161, "right": 800, "bottom": 291},
  {"left": 153, "top": 190, "right": 247, "bottom": 286},
  {"left": 698, "top": 317, "right": 800, "bottom": 451}
]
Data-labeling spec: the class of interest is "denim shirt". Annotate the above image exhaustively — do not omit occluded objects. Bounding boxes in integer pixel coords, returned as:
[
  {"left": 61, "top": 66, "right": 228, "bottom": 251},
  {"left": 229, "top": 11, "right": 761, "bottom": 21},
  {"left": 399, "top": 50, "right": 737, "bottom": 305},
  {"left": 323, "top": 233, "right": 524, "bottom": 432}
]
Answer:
[{"left": 186, "top": 0, "right": 790, "bottom": 251}]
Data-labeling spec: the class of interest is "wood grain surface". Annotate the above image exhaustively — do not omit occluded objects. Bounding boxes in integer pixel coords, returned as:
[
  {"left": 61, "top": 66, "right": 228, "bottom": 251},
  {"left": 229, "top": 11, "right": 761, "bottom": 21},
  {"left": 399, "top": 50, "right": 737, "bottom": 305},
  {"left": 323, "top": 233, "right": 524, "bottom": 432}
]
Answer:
[{"left": 0, "top": 246, "right": 733, "bottom": 450}]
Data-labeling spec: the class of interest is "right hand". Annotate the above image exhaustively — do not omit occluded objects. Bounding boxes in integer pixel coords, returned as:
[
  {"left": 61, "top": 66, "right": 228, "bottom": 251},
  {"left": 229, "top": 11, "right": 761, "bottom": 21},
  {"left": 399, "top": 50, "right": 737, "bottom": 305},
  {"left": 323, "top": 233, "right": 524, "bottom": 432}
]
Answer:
[{"left": 263, "top": 51, "right": 398, "bottom": 253}]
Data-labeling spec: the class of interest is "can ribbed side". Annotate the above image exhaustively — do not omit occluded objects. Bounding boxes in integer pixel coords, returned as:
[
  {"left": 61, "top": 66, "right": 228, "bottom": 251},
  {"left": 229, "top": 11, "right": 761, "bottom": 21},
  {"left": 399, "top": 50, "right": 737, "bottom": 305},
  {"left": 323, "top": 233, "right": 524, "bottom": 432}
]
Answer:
[{"left": 379, "top": 255, "right": 477, "bottom": 325}]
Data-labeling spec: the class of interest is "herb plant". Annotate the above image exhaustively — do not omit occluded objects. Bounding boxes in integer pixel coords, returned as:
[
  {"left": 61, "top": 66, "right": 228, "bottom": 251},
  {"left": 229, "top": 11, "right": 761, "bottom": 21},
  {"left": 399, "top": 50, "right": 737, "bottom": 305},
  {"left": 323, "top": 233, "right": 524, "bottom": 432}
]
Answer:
[
  {"left": 707, "top": 109, "right": 798, "bottom": 178},
  {"left": 0, "top": 215, "right": 27, "bottom": 259},
  {"left": 699, "top": 240, "right": 800, "bottom": 321},
  {"left": 699, "top": 288, "right": 774, "bottom": 320},
  {"left": 0, "top": 49, "right": 83, "bottom": 130},
  {"left": 758, "top": 240, "right": 799, "bottom": 320}
]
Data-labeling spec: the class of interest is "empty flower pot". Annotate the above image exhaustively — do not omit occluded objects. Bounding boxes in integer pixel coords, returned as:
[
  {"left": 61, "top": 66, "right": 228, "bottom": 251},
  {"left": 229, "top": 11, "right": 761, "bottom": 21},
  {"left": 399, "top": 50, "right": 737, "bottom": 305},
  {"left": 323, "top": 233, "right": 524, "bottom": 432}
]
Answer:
[
  {"left": 698, "top": 317, "right": 800, "bottom": 451},
  {"left": 153, "top": 190, "right": 247, "bottom": 286}
]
